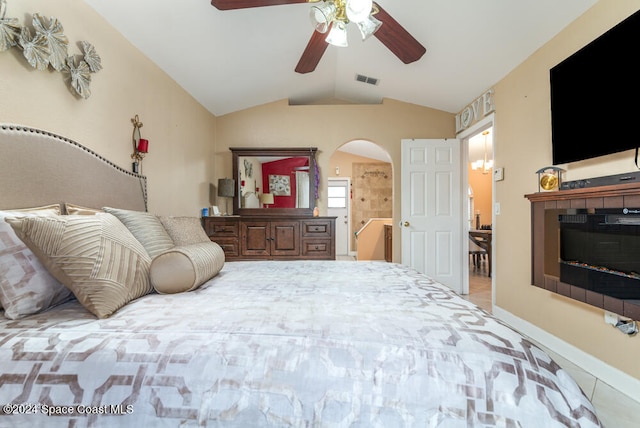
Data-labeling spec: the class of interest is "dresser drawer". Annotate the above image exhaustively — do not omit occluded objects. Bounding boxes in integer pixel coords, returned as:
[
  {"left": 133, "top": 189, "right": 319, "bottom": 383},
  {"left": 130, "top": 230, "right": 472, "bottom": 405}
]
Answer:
[
  {"left": 301, "top": 239, "right": 333, "bottom": 258},
  {"left": 212, "top": 238, "right": 239, "bottom": 258},
  {"left": 301, "top": 220, "right": 332, "bottom": 237},
  {"left": 204, "top": 218, "right": 239, "bottom": 237}
]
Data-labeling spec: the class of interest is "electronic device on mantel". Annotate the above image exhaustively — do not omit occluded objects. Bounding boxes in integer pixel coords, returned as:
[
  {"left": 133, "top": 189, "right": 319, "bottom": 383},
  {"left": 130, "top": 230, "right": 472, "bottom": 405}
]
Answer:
[{"left": 560, "top": 171, "right": 640, "bottom": 190}]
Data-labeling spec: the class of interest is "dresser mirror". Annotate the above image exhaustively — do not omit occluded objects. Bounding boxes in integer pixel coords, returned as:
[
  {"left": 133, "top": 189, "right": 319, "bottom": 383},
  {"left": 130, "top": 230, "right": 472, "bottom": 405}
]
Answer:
[{"left": 230, "top": 147, "right": 318, "bottom": 217}]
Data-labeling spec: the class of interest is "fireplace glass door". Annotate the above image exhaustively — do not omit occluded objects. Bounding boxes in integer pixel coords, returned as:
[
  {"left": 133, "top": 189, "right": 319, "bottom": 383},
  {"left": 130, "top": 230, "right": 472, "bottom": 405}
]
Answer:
[{"left": 558, "top": 208, "right": 640, "bottom": 299}]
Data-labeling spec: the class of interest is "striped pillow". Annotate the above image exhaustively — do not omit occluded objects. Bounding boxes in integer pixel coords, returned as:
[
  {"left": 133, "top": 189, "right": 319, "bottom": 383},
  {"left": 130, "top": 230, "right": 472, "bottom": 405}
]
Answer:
[
  {"left": 7, "top": 213, "right": 153, "bottom": 318},
  {"left": 64, "top": 203, "right": 103, "bottom": 215},
  {"left": 103, "top": 207, "right": 175, "bottom": 258}
]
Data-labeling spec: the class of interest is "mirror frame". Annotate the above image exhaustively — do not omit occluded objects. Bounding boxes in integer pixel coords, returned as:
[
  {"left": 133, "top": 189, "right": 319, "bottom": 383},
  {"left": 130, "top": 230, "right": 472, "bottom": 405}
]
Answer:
[{"left": 231, "top": 147, "right": 318, "bottom": 217}]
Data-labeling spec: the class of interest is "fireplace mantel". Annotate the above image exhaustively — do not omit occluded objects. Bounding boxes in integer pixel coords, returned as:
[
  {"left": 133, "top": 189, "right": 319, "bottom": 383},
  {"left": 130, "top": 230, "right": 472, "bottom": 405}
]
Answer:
[
  {"left": 525, "top": 181, "right": 640, "bottom": 204},
  {"left": 525, "top": 181, "right": 640, "bottom": 320}
]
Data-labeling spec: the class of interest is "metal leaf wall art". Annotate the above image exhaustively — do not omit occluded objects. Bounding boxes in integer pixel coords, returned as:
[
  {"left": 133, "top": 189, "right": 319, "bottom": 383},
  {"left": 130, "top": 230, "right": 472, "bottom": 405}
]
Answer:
[
  {"left": 0, "top": 0, "right": 102, "bottom": 99},
  {"left": 66, "top": 55, "right": 92, "bottom": 99},
  {"left": 0, "top": 12, "right": 20, "bottom": 51},
  {"left": 31, "top": 13, "right": 68, "bottom": 71},
  {"left": 19, "top": 26, "right": 50, "bottom": 70}
]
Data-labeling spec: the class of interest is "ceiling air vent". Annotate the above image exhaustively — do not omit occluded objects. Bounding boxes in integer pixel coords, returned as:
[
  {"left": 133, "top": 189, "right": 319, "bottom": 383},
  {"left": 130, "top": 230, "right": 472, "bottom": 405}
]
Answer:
[{"left": 355, "top": 74, "right": 379, "bottom": 86}]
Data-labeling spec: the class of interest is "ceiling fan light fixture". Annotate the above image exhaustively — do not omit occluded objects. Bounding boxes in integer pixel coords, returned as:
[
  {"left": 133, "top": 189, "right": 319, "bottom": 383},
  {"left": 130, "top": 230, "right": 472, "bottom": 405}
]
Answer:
[
  {"left": 309, "top": 2, "right": 336, "bottom": 34},
  {"left": 356, "top": 14, "right": 382, "bottom": 40},
  {"left": 325, "top": 21, "right": 348, "bottom": 47},
  {"left": 345, "top": 0, "right": 373, "bottom": 23}
]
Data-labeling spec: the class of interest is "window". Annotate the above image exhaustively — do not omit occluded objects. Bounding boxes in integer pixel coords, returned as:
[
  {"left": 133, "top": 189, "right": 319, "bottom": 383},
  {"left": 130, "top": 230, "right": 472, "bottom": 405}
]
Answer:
[{"left": 328, "top": 186, "right": 347, "bottom": 208}]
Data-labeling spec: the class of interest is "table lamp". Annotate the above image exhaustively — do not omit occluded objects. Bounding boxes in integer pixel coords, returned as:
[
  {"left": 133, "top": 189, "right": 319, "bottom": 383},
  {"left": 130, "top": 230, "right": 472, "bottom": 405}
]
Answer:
[
  {"left": 217, "top": 178, "right": 235, "bottom": 215},
  {"left": 260, "top": 193, "right": 274, "bottom": 208}
]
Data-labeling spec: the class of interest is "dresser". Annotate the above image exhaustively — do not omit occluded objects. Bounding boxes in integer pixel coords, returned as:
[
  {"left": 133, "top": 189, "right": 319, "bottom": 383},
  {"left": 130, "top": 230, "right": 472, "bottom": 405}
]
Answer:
[{"left": 203, "top": 215, "right": 336, "bottom": 261}]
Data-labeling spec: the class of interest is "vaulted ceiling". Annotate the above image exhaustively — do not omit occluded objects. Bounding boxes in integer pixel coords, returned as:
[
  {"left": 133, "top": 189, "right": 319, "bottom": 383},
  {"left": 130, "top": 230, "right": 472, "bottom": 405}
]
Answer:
[{"left": 84, "top": 0, "right": 597, "bottom": 117}]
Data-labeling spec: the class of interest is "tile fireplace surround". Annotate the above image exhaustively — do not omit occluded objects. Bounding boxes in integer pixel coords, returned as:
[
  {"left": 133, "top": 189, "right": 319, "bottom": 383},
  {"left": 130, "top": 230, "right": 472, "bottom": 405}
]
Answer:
[{"left": 525, "top": 182, "right": 640, "bottom": 320}]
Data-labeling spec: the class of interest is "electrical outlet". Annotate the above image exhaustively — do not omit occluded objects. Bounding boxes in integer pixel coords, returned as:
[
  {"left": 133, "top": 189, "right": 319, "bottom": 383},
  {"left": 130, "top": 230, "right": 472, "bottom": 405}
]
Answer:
[{"left": 604, "top": 311, "right": 619, "bottom": 326}]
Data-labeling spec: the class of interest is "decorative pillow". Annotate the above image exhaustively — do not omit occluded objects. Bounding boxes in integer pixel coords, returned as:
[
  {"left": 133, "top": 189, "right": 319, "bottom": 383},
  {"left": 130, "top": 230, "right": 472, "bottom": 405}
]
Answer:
[
  {"left": 158, "top": 216, "right": 210, "bottom": 246},
  {"left": 64, "top": 203, "right": 102, "bottom": 215},
  {"left": 0, "top": 204, "right": 74, "bottom": 319},
  {"left": 102, "top": 207, "right": 174, "bottom": 258},
  {"left": 2, "top": 204, "right": 61, "bottom": 215},
  {"left": 150, "top": 241, "right": 225, "bottom": 294},
  {"left": 7, "top": 213, "right": 153, "bottom": 319}
]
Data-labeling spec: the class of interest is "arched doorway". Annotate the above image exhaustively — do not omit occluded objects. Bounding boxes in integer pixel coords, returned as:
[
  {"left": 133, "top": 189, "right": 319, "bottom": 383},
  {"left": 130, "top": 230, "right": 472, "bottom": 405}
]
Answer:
[{"left": 328, "top": 140, "right": 392, "bottom": 259}]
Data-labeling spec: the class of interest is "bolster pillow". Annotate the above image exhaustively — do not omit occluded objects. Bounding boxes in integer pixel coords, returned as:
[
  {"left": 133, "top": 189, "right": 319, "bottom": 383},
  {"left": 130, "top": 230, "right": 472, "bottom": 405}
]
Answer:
[{"left": 150, "top": 241, "right": 225, "bottom": 294}]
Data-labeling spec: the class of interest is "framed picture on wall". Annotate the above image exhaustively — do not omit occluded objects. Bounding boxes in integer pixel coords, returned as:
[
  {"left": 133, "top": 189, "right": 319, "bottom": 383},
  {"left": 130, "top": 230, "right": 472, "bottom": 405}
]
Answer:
[{"left": 269, "top": 174, "right": 291, "bottom": 196}]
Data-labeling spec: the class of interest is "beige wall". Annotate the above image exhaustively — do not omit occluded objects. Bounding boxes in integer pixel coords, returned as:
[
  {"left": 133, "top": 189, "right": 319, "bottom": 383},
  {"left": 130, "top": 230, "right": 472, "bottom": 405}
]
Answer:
[
  {"left": 0, "top": 0, "right": 215, "bottom": 217},
  {"left": 215, "top": 99, "right": 456, "bottom": 261},
  {"left": 329, "top": 150, "right": 388, "bottom": 181},
  {"left": 492, "top": 0, "right": 640, "bottom": 383},
  {"left": 355, "top": 219, "right": 392, "bottom": 261}
]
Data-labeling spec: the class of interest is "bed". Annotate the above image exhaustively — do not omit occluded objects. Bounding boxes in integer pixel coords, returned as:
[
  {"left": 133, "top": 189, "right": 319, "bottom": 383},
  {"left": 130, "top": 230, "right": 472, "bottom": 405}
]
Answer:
[{"left": 0, "top": 124, "right": 603, "bottom": 427}]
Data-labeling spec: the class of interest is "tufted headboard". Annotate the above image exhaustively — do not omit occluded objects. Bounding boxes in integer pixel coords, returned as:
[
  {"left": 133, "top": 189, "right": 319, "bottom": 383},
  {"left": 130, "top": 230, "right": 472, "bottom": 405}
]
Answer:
[{"left": 0, "top": 124, "right": 147, "bottom": 211}]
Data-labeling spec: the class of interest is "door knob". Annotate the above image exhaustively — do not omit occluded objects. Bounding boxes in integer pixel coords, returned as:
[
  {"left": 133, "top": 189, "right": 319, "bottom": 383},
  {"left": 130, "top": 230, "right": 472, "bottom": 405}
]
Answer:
[{"left": 403, "top": 221, "right": 410, "bottom": 227}]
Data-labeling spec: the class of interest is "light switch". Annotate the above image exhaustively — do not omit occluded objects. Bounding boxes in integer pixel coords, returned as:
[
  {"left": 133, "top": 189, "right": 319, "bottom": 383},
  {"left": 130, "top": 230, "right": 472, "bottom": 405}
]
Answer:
[{"left": 494, "top": 167, "right": 504, "bottom": 181}]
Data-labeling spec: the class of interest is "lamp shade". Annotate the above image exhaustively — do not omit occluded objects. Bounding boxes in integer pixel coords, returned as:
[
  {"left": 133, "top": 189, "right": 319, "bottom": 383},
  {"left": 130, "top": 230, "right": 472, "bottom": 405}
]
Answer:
[
  {"left": 346, "top": 0, "right": 372, "bottom": 23},
  {"left": 137, "top": 138, "right": 149, "bottom": 153},
  {"left": 217, "top": 178, "right": 235, "bottom": 197},
  {"left": 309, "top": 2, "right": 336, "bottom": 34},
  {"left": 325, "top": 21, "right": 348, "bottom": 47},
  {"left": 260, "top": 193, "right": 274, "bottom": 205},
  {"left": 357, "top": 15, "right": 382, "bottom": 40}
]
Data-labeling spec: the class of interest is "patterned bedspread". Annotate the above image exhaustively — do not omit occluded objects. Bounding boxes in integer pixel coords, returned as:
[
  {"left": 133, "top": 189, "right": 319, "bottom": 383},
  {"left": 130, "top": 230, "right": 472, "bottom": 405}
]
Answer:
[{"left": 0, "top": 261, "right": 602, "bottom": 427}]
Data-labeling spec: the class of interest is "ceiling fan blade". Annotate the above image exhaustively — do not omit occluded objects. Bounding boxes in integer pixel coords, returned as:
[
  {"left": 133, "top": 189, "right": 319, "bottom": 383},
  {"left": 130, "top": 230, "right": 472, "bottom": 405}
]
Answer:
[
  {"left": 373, "top": 4, "right": 426, "bottom": 64},
  {"left": 211, "top": 0, "right": 307, "bottom": 11},
  {"left": 295, "top": 29, "right": 329, "bottom": 74}
]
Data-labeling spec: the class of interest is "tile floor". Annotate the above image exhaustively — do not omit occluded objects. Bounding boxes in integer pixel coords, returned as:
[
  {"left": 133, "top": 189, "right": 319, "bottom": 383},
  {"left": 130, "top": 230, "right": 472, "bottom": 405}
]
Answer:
[
  {"left": 342, "top": 255, "right": 640, "bottom": 426},
  {"left": 464, "top": 260, "right": 640, "bottom": 428}
]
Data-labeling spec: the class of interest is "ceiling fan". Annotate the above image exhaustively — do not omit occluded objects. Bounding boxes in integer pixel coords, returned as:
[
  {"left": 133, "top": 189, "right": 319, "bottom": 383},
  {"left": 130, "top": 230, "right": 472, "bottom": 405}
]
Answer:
[{"left": 210, "top": 0, "right": 426, "bottom": 74}]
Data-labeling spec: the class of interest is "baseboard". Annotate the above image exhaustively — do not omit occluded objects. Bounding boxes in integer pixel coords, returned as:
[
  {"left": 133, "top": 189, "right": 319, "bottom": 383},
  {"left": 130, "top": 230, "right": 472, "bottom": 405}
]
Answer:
[{"left": 493, "top": 305, "right": 640, "bottom": 403}]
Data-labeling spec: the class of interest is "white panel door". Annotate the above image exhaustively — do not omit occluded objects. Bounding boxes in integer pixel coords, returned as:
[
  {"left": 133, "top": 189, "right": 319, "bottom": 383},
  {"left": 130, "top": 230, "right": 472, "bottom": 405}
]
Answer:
[
  {"left": 400, "top": 139, "right": 464, "bottom": 293},
  {"left": 327, "top": 178, "right": 350, "bottom": 256}
]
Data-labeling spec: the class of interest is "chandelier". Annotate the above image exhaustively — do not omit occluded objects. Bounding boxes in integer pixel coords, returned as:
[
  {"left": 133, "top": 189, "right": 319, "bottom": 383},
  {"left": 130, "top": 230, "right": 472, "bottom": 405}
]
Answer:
[
  {"left": 308, "top": 0, "right": 382, "bottom": 47},
  {"left": 471, "top": 130, "right": 494, "bottom": 175}
]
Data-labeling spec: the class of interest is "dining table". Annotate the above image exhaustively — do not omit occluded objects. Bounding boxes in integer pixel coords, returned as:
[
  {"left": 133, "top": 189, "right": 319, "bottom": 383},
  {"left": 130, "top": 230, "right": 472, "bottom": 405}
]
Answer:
[{"left": 469, "top": 229, "right": 492, "bottom": 277}]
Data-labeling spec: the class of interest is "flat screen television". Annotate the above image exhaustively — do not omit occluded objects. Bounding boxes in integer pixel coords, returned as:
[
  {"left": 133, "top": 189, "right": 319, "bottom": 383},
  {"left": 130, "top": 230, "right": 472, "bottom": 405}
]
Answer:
[{"left": 550, "top": 9, "right": 640, "bottom": 165}]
